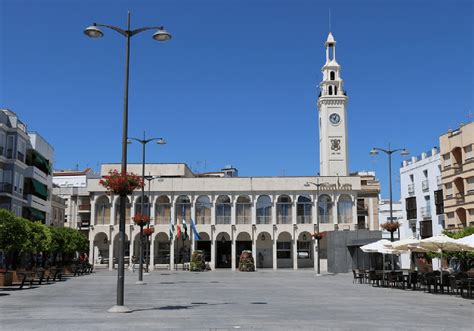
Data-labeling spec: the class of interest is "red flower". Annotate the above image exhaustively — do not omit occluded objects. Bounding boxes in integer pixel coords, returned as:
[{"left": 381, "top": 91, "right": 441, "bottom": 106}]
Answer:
[
  {"left": 312, "top": 232, "right": 326, "bottom": 240},
  {"left": 143, "top": 227, "right": 155, "bottom": 236},
  {"left": 99, "top": 170, "right": 144, "bottom": 195},
  {"left": 133, "top": 214, "right": 150, "bottom": 226},
  {"left": 380, "top": 221, "right": 400, "bottom": 233}
]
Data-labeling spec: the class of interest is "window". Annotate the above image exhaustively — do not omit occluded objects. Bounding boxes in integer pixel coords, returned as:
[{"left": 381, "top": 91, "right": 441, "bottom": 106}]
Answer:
[
  {"left": 135, "top": 196, "right": 150, "bottom": 216},
  {"left": 330, "top": 71, "right": 335, "bottom": 80},
  {"left": 465, "top": 144, "right": 473, "bottom": 161},
  {"left": 434, "top": 190, "right": 444, "bottom": 215},
  {"left": 175, "top": 195, "right": 191, "bottom": 224},
  {"left": 6, "top": 136, "right": 14, "bottom": 158},
  {"left": 297, "top": 241, "right": 310, "bottom": 259},
  {"left": 155, "top": 196, "right": 171, "bottom": 224},
  {"left": 406, "top": 197, "right": 417, "bottom": 220},
  {"left": 95, "top": 196, "right": 110, "bottom": 225},
  {"left": 17, "top": 139, "right": 26, "bottom": 162},
  {"left": 276, "top": 195, "right": 292, "bottom": 224},
  {"left": 195, "top": 195, "right": 211, "bottom": 224},
  {"left": 337, "top": 195, "right": 353, "bottom": 224},
  {"left": 256, "top": 195, "right": 271, "bottom": 224},
  {"left": 318, "top": 194, "right": 333, "bottom": 224},
  {"left": 216, "top": 195, "right": 231, "bottom": 224},
  {"left": 328, "top": 86, "right": 333, "bottom": 95},
  {"left": 277, "top": 242, "right": 291, "bottom": 259},
  {"left": 0, "top": 132, "right": 5, "bottom": 156},
  {"left": 236, "top": 196, "right": 251, "bottom": 224},
  {"left": 297, "top": 195, "right": 312, "bottom": 224}
]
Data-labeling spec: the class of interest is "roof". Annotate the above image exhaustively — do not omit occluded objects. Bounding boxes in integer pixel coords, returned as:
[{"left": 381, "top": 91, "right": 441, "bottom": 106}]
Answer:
[{"left": 53, "top": 168, "right": 92, "bottom": 176}]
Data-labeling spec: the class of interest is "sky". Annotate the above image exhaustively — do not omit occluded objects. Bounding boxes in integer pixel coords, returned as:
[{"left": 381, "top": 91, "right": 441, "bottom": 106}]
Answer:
[{"left": 0, "top": 0, "right": 472, "bottom": 199}]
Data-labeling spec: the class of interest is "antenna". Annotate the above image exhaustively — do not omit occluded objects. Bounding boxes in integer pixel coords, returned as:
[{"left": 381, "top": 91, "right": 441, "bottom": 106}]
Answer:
[{"left": 329, "top": 8, "right": 331, "bottom": 32}]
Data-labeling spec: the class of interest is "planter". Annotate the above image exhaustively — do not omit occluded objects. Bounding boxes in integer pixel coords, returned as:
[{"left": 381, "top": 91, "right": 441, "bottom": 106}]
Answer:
[
  {"left": 190, "top": 250, "right": 206, "bottom": 272},
  {"left": 0, "top": 271, "right": 13, "bottom": 286},
  {"left": 238, "top": 250, "right": 255, "bottom": 272}
]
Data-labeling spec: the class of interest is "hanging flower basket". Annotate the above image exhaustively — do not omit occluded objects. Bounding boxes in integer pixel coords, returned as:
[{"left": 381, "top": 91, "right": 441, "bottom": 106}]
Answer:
[
  {"left": 143, "top": 227, "right": 155, "bottom": 236},
  {"left": 312, "top": 232, "right": 326, "bottom": 240},
  {"left": 380, "top": 221, "right": 400, "bottom": 233},
  {"left": 133, "top": 214, "right": 150, "bottom": 226},
  {"left": 99, "top": 170, "right": 144, "bottom": 195}
]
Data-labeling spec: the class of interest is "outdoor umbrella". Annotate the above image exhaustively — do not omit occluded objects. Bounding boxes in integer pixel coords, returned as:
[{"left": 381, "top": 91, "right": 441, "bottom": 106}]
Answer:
[
  {"left": 455, "top": 234, "right": 474, "bottom": 251},
  {"left": 361, "top": 239, "right": 399, "bottom": 272},
  {"left": 415, "top": 234, "right": 471, "bottom": 283},
  {"left": 386, "top": 237, "right": 426, "bottom": 270}
]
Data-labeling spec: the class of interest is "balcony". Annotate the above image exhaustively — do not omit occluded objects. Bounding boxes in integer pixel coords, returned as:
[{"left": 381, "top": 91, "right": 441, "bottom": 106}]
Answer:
[
  {"left": 195, "top": 216, "right": 211, "bottom": 225},
  {"left": 236, "top": 216, "right": 251, "bottom": 224},
  {"left": 455, "top": 193, "right": 465, "bottom": 204},
  {"left": 421, "top": 206, "right": 431, "bottom": 219},
  {"left": 422, "top": 180, "right": 429, "bottom": 192},
  {"left": 216, "top": 215, "right": 231, "bottom": 224},
  {"left": 408, "top": 184, "right": 415, "bottom": 196},
  {"left": 0, "top": 182, "right": 13, "bottom": 194},
  {"left": 436, "top": 176, "right": 442, "bottom": 188},
  {"left": 78, "top": 204, "right": 91, "bottom": 213},
  {"left": 277, "top": 215, "right": 292, "bottom": 224},
  {"left": 297, "top": 215, "right": 312, "bottom": 224},
  {"left": 452, "top": 163, "right": 462, "bottom": 175},
  {"left": 318, "top": 215, "right": 332, "bottom": 224},
  {"left": 256, "top": 215, "right": 271, "bottom": 224}
]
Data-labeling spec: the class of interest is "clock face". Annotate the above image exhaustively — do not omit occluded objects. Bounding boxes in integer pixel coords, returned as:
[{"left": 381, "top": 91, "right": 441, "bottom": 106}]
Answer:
[{"left": 329, "top": 113, "right": 340, "bottom": 125}]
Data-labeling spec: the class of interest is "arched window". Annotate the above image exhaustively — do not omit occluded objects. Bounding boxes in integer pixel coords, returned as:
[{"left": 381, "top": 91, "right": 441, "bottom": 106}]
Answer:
[
  {"left": 135, "top": 195, "right": 150, "bottom": 216},
  {"left": 318, "top": 194, "right": 332, "bottom": 224},
  {"left": 297, "top": 195, "right": 312, "bottom": 224},
  {"left": 195, "top": 195, "right": 211, "bottom": 224},
  {"left": 256, "top": 195, "right": 272, "bottom": 224},
  {"left": 175, "top": 195, "right": 191, "bottom": 224},
  {"left": 277, "top": 195, "right": 292, "bottom": 224},
  {"left": 115, "top": 197, "right": 131, "bottom": 224},
  {"left": 236, "top": 195, "right": 251, "bottom": 224},
  {"left": 95, "top": 196, "right": 110, "bottom": 225},
  {"left": 328, "top": 86, "right": 333, "bottom": 95},
  {"left": 155, "top": 195, "right": 171, "bottom": 224},
  {"left": 334, "top": 86, "right": 338, "bottom": 95},
  {"left": 216, "top": 195, "right": 231, "bottom": 224},
  {"left": 337, "top": 195, "right": 353, "bottom": 224},
  {"left": 330, "top": 71, "right": 335, "bottom": 80}
]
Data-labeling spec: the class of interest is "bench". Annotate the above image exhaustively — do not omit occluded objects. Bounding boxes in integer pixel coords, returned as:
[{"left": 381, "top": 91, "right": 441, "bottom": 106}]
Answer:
[{"left": 16, "top": 272, "right": 35, "bottom": 289}]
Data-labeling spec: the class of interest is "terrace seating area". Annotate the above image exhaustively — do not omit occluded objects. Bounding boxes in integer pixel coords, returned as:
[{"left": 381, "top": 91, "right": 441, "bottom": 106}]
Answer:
[{"left": 352, "top": 269, "right": 474, "bottom": 299}]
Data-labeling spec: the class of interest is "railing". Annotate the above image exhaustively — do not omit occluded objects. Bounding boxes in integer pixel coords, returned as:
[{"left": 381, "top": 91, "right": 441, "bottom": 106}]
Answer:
[
  {"left": 297, "top": 215, "right": 312, "bottom": 224},
  {"left": 79, "top": 204, "right": 91, "bottom": 211},
  {"left": 455, "top": 193, "right": 465, "bottom": 204},
  {"left": 216, "top": 215, "right": 231, "bottom": 224},
  {"left": 195, "top": 216, "right": 211, "bottom": 224},
  {"left": 452, "top": 163, "right": 462, "bottom": 174},
  {"left": 277, "top": 215, "right": 292, "bottom": 224},
  {"left": 422, "top": 180, "right": 429, "bottom": 192},
  {"left": 420, "top": 206, "right": 431, "bottom": 219},
  {"left": 0, "top": 182, "right": 13, "bottom": 193},
  {"left": 337, "top": 215, "right": 353, "bottom": 224},
  {"left": 236, "top": 216, "right": 251, "bottom": 224},
  {"left": 408, "top": 184, "right": 415, "bottom": 196},
  {"left": 256, "top": 215, "right": 271, "bottom": 224},
  {"left": 318, "top": 215, "right": 332, "bottom": 224},
  {"left": 17, "top": 151, "right": 25, "bottom": 163}
]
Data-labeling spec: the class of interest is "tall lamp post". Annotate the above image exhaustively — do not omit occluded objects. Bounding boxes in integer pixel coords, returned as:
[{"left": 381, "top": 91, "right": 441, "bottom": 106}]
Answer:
[
  {"left": 84, "top": 12, "right": 171, "bottom": 313},
  {"left": 305, "top": 180, "right": 329, "bottom": 276},
  {"left": 128, "top": 131, "right": 166, "bottom": 284},
  {"left": 369, "top": 145, "right": 409, "bottom": 243}
]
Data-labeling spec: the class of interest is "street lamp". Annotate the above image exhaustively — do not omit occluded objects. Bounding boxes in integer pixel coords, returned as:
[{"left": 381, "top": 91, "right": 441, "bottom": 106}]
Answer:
[
  {"left": 128, "top": 131, "right": 166, "bottom": 284},
  {"left": 84, "top": 12, "right": 171, "bottom": 313},
  {"left": 369, "top": 145, "right": 409, "bottom": 243},
  {"left": 305, "top": 180, "right": 329, "bottom": 276}
]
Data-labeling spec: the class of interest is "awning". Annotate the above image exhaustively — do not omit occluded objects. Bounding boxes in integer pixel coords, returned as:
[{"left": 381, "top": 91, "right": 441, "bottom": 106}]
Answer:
[
  {"left": 26, "top": 207, "right": 45, "bottom": 221},
  {"left": 32, "top": 150, "right": 52, "bottom": 175},
  {"left": 31, "top": 179, "right": 48, "bottom": 199}
]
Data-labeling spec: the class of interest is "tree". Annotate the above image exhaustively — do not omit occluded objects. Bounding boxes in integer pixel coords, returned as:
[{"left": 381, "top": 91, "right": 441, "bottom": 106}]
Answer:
[
  {"left": 24, "top": 221, "right": 52, "bottom": 253},
  {"left": 0, "top": 209, "right": 30, "bottom": 269}
]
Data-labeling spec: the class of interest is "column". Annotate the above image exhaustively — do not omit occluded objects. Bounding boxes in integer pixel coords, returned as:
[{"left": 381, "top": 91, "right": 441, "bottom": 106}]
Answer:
[
  {"left": 110, "top": 198, "right": 116, "bottom": 225},
  {"left": 149, "top": 235, "right": 155, "bottom": 271},
  {"left": 292, "top": 230, "right": 298, "bottom": 270},
  {"left": 272, "top": 230, "right": 277, "bottom": 270},
  {"left": 210, "top": 227, "right": 215, "bottom": 270},
  {"left": 109, "top": 237, "right": 114, "bottom": 270},
  {"left": 352, "top": 195, "right": 358, "bottom": 230},
  {"left": 130, "top": 195, "right": 136, "bottom": 219},
  {"left": 231, "top": 227, "right": 236, "bottom": 270},
  {"left": 170, "top": 202, "right": 175, "bottom": 270},
  {"left": 210, "top": 197, "right": 216, "bottom": 225},
  {"left": 231, "top": 197, "right": 236, "bottom": 225},
  {"left": 313, "top": 194, "right": 318, "bottom": 226},
  {"left": 128, "top": 225, "right": 134, "bottom": 269},
  {"left": 368, "top": 198, "right": 374, "bottom": 230},
  {"left": 252, "top": 228, "right": 257, "bottom": 271},
  {"left": 150, "top": 197, "right": 155, "bottom": 226},
  {"left": 191, "top": 201, "right": 196, "bottom": 256},
  {"left": 292, "top": 197, "right": 297, "bottom": 224},
  {"left": 89, "top": 236, "right": 94, "bottom": 267},
  {"left": 333, "top": 194, "right": 338, "bottom": 228},
  {"left": 313, "top": 239, "right": 318, "bottom": 271},
  {"left": 90, "top": 195, "right": 96, "bottom": 226},
  {"left": 271, "top": 196, "right": 277, "bottom": 225},
  {"left": 252, "top": 195, "right": 257, "bottom": 225}
]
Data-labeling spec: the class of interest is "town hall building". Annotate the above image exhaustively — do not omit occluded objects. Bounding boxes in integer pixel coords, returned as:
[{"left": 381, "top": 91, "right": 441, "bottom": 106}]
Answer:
[{"left": 85, "top": 33, "right": 381, "bottom": 272}]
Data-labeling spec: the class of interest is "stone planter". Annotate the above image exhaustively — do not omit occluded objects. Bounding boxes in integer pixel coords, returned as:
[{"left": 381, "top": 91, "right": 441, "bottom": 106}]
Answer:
[
  {"left": 238, "top": 250, "right": 255, "bottom": 272},
  {"left": 0, "top": 271, "right": 13, "bottom": 286}
]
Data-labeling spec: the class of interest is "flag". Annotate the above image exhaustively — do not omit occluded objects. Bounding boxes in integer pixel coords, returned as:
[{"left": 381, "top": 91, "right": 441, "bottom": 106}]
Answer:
[
  {"left": 169, "top": 221, "right": 174, "bottom": 240},
  {"left": 182, "top": 220, "right": 188, "bottom": 241},
  {"left": 190, "top": 219, "right": 201, "bottom": 240},
  {"left": 176, "top": 223, "right": 181, "bottom": 240}
]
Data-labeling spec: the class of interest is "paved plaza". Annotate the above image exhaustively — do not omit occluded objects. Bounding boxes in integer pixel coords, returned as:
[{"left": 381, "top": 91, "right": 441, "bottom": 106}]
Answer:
[{"left": 0, "top": 269, "right": 473, "bottom": 330}]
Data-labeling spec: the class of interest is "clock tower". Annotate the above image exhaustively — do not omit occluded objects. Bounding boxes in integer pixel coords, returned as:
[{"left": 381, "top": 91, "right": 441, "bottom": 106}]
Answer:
[{"left": 318, "top": 32, "right": 349, "bottom": 176}]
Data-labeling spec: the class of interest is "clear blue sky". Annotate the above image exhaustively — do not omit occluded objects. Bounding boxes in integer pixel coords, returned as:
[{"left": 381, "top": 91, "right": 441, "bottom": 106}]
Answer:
[{"left": 1, "top": 0, "right": 472, "bottom": 199}]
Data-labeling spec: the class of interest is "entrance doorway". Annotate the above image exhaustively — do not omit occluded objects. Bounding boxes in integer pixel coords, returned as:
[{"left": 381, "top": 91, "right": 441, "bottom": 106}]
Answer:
[{"left": 196, "top": 241, "right": 211, "bottom": 262}]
